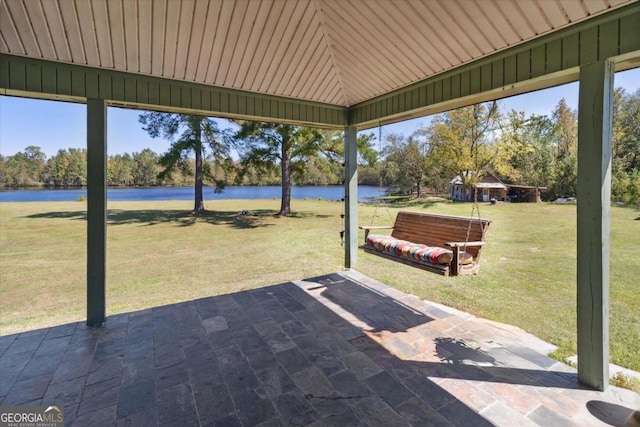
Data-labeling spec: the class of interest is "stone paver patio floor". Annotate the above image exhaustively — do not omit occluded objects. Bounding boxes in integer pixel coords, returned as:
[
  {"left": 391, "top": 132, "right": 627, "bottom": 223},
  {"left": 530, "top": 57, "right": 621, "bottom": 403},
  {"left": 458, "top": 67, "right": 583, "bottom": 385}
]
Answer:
[{"left": 1, "top": 270, "right": 638, "bottom": 426}]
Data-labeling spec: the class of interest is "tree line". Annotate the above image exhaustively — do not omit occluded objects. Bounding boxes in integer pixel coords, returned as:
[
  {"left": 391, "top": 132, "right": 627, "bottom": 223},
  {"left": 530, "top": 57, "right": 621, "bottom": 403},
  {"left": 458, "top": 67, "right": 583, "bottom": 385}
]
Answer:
[
  {"left": 379, "top": 87, "right": 639, "bottom": 205},
  {"left": 0, "top": 145, "right": 357, "bottom": 189},
  {"left": 1, "top": 87, "right": 638, "bottom": 210}
]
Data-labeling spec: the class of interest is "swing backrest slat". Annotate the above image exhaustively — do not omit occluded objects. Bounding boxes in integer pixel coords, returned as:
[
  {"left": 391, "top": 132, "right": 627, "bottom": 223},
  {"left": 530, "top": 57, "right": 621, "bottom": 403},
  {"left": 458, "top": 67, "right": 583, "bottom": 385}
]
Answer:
[{"left": 391, "top": 211, "right": 490, "bottom": 260}]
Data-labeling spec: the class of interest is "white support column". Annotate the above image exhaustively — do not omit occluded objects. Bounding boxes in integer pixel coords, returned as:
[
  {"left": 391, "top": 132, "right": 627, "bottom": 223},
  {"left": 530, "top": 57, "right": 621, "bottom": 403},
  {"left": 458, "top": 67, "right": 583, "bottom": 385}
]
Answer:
[
  {"left": 344, "top": 126, "right": 358, "bottom": 269},
  {"left": 87, "top": 98, "right": 107, "bottom": 326},
  {"left": 576, "top": 60, "right": 614, "bottom": 391}
]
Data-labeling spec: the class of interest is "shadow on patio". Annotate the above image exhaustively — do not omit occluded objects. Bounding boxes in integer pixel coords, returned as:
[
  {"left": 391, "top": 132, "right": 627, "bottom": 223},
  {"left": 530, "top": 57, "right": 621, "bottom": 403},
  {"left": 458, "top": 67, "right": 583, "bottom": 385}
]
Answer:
[{"left": 1, "top": 271, "right": 637, "bottom": 426}]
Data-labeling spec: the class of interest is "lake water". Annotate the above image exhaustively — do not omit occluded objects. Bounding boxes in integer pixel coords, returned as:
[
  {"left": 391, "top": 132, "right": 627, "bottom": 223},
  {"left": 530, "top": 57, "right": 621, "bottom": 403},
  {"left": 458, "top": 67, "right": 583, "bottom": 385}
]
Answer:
[{"left": 0, "top": 185, "right": 387, "bottom": 203}]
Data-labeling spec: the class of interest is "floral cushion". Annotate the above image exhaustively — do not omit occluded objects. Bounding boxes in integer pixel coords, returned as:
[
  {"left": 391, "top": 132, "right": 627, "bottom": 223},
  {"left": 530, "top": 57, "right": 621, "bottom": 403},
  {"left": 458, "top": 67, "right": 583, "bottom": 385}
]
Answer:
[{"left": 366, "top": 234, "right": 454, "bottom": 265}]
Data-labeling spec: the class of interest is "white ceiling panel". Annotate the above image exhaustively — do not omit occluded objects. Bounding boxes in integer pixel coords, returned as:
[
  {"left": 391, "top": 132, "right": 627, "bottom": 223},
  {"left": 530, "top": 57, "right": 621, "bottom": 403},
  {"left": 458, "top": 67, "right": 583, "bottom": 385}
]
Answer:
[{"left": 0, "top": 0, "right": 634, "bottom": 107}]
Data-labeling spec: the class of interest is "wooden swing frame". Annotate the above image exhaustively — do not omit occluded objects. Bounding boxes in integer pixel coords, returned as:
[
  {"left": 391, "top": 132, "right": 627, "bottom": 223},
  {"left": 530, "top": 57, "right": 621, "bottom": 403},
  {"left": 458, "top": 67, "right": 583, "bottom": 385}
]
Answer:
[{"left": 360, "top": 211, "right": 491, "bottom": 276}]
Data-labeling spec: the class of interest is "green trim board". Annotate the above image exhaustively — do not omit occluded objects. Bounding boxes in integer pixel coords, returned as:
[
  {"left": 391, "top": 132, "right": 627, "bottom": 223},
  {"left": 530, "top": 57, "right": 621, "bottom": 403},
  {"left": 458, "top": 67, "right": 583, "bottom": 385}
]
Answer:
[
  {"left": 86, "top": 99, "right": 107, "bottom": 327},
  {"left": 0, "top": 54, "right": 348, "bottom": 129},
  {"left": 576, "top": 60, "right": 615, "bottom": 391},
  {"left": 350, "top": 3, "right": 640, "bottom": 129}
]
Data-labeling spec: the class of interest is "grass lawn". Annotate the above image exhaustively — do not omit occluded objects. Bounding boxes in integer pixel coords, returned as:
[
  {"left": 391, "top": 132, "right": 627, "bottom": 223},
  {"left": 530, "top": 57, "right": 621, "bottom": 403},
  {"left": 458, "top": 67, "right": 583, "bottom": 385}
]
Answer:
[{"left": 0, "top": 198, "right": 638, "bottom": 372}]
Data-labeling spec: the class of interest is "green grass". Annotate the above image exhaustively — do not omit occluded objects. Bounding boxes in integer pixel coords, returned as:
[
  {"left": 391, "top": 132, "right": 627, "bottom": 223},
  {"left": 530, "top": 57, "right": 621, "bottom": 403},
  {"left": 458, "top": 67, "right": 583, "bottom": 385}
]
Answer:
[{"left": 0, "top": 198, "right": 638, "bottom": 372}]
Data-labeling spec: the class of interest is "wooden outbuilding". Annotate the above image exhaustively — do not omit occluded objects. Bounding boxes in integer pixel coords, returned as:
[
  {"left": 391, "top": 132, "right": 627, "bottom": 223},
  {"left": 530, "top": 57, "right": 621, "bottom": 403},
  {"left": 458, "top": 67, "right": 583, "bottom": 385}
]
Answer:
[{"left": 450, "top": 172, "right": 507, "bottom": 202}]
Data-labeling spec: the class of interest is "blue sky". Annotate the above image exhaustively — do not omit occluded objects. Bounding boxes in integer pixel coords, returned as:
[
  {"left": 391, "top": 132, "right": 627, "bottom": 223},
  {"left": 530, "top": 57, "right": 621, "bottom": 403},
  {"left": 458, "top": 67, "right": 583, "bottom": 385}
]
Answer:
[{"left": 1, "top": 68, "right": 638, "bottom": 158}]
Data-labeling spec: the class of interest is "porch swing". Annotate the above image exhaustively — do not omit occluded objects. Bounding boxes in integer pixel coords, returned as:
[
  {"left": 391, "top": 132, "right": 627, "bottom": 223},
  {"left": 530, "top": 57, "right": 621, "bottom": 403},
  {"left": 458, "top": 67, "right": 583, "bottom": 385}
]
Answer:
[{"left": 358, "top": 124, "right": 492, "bottom": 277}]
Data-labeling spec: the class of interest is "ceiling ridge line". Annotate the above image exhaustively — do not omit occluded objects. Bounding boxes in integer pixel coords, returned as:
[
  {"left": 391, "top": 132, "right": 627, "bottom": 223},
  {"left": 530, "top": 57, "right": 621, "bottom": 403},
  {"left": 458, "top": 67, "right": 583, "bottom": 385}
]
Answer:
[{"left": 311, "top": 0, "right": 348, "bottom": 107}]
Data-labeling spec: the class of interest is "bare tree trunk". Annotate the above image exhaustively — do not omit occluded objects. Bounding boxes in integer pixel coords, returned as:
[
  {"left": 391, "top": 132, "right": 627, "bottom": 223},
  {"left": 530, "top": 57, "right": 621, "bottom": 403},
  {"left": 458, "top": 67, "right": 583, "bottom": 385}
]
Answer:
[
  {"left": 279, "top": 137, "right": 292, "bottom": 216},
  {"left": 193, "top": 120, "right": 205, "bottom": 214}
]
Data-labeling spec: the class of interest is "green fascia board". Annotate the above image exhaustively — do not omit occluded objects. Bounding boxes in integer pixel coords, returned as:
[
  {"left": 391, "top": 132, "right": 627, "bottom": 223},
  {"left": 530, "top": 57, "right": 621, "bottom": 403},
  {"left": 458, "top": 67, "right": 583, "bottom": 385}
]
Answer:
[
  {"left": 349, "top": 2, "right": 640, "bottom": 129},
  {"left": 0, "top": 54, "right": 348, "bottom": 129}
]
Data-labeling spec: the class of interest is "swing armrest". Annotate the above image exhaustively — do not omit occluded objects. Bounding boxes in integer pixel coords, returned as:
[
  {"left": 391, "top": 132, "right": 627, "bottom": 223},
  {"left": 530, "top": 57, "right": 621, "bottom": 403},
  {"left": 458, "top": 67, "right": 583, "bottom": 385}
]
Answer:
[
  {"left": 444, "top": 241, "right": 485, "bottom": 248},
  {"left": 359, "top": 225, "right": 394, "bottom": 240}
]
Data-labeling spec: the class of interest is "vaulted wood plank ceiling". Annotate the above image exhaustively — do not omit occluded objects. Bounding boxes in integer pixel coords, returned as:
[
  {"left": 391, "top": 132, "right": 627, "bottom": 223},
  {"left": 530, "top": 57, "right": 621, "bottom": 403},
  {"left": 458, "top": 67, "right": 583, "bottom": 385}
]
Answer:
[{"left": 0, "top": 0, "right": 634, "bottom": 107}]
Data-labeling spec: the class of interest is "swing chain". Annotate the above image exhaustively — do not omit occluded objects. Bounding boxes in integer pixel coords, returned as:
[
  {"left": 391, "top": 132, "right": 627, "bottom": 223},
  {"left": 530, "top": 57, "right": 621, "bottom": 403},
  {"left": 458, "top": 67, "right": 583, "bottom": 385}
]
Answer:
[
  {"left": 463, "top": 185, "right": 483, "bottom": 253},
  {"left": 367, "top": 121, "right": 394, "bottom": 227}
]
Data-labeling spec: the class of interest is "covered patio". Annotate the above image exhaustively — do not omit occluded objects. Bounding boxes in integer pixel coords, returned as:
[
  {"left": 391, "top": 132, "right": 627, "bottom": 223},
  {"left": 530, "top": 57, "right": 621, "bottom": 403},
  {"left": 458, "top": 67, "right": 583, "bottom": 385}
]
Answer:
[
  {"left": 2, "top": 270, "right": 638, "bottom": 425},
  {"left": 1, "top": 0, "right": 640, "bottom": 422}
]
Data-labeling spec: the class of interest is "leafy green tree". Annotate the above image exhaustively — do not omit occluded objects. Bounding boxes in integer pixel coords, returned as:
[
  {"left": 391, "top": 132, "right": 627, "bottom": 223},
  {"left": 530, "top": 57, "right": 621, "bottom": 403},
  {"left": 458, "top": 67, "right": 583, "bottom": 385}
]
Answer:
[
  {"left": 235, "top": 162, "right": 281, "bottom": 186},
  {"left": 235, "top": 124, "right": 378, "bottom": 214},
  {"left": 357, "top": 165, "right": 382, "bottom": 186},
  {"left": 552, "top": 98, "right": 578, "bottom": 157},
  {"left": 289, "top": 156, "right": 338, "bottom": 185},
  {"left": 422, "top": 102, "right": 500, "bottom": 199},
  {"left": 611, "top": 88, "right": 640, "bottom": 205},
  {"left": 4, "top": 152, "right": 30, "bottom": 186},
  {"left": 494, "top": 111, "right": 556, "bottom": 189},
  {"left": 66, "top": 148, "right": 87, "bottom": 187},
  {"left": 132, "top": 148, "right": 159, "bottom": 187},
  {"left": 612, "top": 169, "right": 640, "bottom": 205},
  {"left": 24, "top": 146, "right": 47, "bottom": 184},
  {"left": 548, "top": 99, "right": 578, "bottom": 199},
  {"left": 139, "top": 113, "right": 232, "bottom": 213},
  {"left": 235, "top": 122, "right": 324, "bottom": 216},
  {"left": 304, "top": 130, "right": 378, "bottom": 186},
  {"left": 45, "top": 148, "right": 86, "bottom": 187},
  {"left": 107, "top": 153, "right": 134, "bottom": 186},
  {"left": 381, "top": 133, "right": 426, "bottom": 195},
  {"left": 46, "top": 149, "right": 68, "bottom": 187},
  {"left": 1, "top": 146, "right": 47, "bottom": 187},
  {"left": 612, "top": 88, "right": 639, "bottom": 174},
  {"left": 0, "top": 155, "right": 6, "bottom": 187},
  {"left": 322, "top": 130, "right": 378, "bottom": 167}
]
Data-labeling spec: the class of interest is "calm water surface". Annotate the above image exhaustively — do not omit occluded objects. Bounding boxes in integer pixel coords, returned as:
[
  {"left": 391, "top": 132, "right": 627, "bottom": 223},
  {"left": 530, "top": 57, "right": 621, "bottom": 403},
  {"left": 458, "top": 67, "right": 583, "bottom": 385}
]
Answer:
[{"left": 0, "top": 185, "right": 387, "bottom": 203}]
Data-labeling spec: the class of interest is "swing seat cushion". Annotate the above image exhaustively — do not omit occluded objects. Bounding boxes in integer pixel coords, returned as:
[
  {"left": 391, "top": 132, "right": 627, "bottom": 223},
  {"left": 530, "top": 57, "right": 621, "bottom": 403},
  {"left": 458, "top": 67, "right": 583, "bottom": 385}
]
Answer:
[
  {"left": 361, "top": 211, "right": 491, "bottom": 276},
  {"left": 366, "top": 234, "right": 455, "bottom": 265}
]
